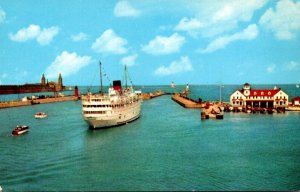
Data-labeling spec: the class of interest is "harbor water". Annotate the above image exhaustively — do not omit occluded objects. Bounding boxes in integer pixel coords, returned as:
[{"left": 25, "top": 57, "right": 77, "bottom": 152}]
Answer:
[{"left": 0, "top": 85, "right": 300, "bottom": 191}]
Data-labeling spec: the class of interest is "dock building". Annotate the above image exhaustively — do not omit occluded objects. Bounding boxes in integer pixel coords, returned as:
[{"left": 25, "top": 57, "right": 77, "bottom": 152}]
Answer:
[{"left": 230, "top": 83, "right": 289, "bottom": 109}]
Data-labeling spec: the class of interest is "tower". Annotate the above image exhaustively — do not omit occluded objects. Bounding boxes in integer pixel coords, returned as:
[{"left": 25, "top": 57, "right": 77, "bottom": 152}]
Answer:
[
  {"left": 243, "top": 83, "right": 251, "bottom": 96},
  {"left": 41, "top": 74, "right": 46, "bottom": 85},
  {"left": 58, "top": 73, "right": 63, "bottom": 91}
]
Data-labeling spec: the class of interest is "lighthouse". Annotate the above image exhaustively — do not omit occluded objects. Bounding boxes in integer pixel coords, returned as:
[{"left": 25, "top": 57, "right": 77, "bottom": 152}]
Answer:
[{"left": 74, "top": 86, "right": 79, "bottom": 97}]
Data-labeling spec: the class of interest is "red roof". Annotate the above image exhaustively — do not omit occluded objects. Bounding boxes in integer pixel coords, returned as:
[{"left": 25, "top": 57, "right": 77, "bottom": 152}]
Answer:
[
  {"left": 292, "top": 97, "right": 300, "bottom": 101},
  {"left": 248, "top": 90, "right": 280, "bottom": 97}
]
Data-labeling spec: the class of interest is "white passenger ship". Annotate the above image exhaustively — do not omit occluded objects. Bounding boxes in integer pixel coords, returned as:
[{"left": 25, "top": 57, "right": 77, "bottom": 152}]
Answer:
[{"left": 81, "top": 63, "right": 142, "bottom": 129}]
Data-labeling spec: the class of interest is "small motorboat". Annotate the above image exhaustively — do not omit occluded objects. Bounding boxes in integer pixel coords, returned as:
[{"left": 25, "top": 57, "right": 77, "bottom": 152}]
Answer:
[
  {"left": 35, "top": 112, "right": 47, "bottom": 119},
  {"left": 12, "top": 125, "right": 29, "bottom": 136}
]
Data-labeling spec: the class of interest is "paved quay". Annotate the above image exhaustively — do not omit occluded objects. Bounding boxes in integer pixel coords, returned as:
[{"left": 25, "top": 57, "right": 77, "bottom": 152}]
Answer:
[{"left": 0, "top": 96, "right": 79, "bottom": 109}]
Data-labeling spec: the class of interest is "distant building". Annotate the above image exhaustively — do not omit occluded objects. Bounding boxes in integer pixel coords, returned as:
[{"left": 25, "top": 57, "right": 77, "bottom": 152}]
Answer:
[
  {"left": 230, "top": 83, "right": 289, "bottom": 109},
  {"left": 0, "top": 73, "right": 64, "bottom": 94},
  {"left": 292, "top": 97, "right": 300, "bottom": 106},
  {"left": 41, "top": 74, "right": 46, "bottom": 85},
  {"left": 47, "top": 73, "right": 64, "bottom": 91}
]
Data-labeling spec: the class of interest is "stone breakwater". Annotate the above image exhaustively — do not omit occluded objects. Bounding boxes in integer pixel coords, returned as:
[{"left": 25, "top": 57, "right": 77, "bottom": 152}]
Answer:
[{"left": 0, "top": 96, "right": 79, "bottom": 109}]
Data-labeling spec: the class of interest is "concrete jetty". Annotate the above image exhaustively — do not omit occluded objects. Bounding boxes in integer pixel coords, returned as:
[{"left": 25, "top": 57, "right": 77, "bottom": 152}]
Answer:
[
  {"left": 172, "top": 93, "right": 203, "bottom": 108},
  {"left": 0, "top": 96, "right": 79, "bottom": 109}
]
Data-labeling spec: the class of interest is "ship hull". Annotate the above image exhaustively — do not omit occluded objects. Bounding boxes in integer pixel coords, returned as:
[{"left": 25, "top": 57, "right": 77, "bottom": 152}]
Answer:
[{"left": 85, "top": 113, "right": 140, "bottom": 129}]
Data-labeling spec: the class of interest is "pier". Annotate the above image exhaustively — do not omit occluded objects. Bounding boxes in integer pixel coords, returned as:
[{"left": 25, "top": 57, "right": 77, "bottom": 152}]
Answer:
[
  {"left": 0, "top": 96, "right": 79, "bottom": 109},
  {"left": 142, "top": 91, "right": 169, "bottom": 100},
  {"left": 171, "top": 93, "right": 203, "bottom": 108}
]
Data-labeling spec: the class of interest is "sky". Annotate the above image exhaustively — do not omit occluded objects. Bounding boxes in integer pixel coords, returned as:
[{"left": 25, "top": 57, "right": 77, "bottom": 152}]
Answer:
[{"left": 0, "top": 0, "right": 300, "bottom": 86}]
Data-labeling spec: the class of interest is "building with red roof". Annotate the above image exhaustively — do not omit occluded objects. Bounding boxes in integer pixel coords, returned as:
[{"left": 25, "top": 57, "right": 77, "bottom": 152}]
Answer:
[
  {"left": 292, "top": 97, "right": 300, "bottom": 106},
  {"left": 230, "top": 83, "right": 289, "bottom": 109}
]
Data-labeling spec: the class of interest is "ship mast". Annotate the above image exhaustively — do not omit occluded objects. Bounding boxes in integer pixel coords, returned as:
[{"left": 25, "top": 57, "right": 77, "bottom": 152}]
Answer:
[
  {"left": 124, "top": 65, "right": 128, "bottom": 88},
  {"left": 100, "top": 61, "right": 103, "bottom": 95}
]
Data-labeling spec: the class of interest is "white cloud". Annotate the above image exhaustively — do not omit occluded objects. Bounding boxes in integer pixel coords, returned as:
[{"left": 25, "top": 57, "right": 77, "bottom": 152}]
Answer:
[
  {"left": 45, "top": 51, "right": 92, "bottom": 79},
  {"left": 285, "top": 61, "right": 299, "bottom": 71},
  {"left": 37, "top": 27, "right": 59, "bottom": 45},
  {"left": 9, "top": 24, "right": 59, "bottom": 45},
  {"left": 175, "top": 17, "right": 203, "bottom": 31},
  {"left": 142, "top": 33, "right": 185, "bottom": 55},
  {"left": 71, "top": 32, "right": 88, "bottom": 42},
  {"left": 174, "top": 17, "right": 203, "bottom": 37},
  {"left": 114, "top": 0, "right": 140, "bottom": 17},
  {"left": 267, "top": 64, "right": 276, "bottom": 73},
  {"left": 154, "top": 56, "right": 192, "bottom": 76},
  {"left": 121, "top": 54, "right": 138, "bottom": 67},
  {"left": 177, "top": 0, "right": 266, "bottom": 37},
  {"left": 259, "top": 0, "right": 300, "bottom": 40},
  {"left": 9, "top": 24, "right": 40, "bottom": 42},
  {"left": 92, "top": 29, "right": 128, "bottom": 54},
  {"left": 201, "top": 24, "right": 258, "bottom": 53},
  {"left": 0, "top": 8, "right": 6, "bottom": 23}
]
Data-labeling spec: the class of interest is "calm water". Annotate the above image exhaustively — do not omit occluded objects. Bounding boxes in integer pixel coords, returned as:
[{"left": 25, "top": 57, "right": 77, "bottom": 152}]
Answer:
[{"left": 0, "top": 85, "right": 300, "bottom": 191}]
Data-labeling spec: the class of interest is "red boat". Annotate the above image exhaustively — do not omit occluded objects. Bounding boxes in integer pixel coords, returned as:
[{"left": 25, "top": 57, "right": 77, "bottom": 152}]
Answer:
[{"left": 12, "top": 125, "right": 29, "bottom": 136}]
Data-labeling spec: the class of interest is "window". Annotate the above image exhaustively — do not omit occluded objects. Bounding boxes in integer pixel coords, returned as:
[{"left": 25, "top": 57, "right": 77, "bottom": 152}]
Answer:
[{"left": 84, "top": 111, "right": 106, "bottom": 114}]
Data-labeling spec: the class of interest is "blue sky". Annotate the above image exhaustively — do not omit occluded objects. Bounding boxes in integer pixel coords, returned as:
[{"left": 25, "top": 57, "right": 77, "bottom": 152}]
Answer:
[{"left": 1, "top": 0, "right": 300, "bottom": 86}]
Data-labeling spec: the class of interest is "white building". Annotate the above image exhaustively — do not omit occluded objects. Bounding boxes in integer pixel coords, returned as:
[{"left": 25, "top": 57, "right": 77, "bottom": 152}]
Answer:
[{"left": 230, "top": 83, "right": 289, "bottom": 109}]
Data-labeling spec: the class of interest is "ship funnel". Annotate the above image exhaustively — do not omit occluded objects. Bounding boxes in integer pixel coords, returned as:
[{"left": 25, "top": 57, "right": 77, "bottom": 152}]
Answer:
[{"left": 113, "top": 80, "right": 122, "bottom": 92}]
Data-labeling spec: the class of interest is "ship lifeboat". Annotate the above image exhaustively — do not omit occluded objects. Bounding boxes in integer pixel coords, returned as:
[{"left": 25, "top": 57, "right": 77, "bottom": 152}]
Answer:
[{"left": 12, "top": 125, "right": 29, "bottom": 136}]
